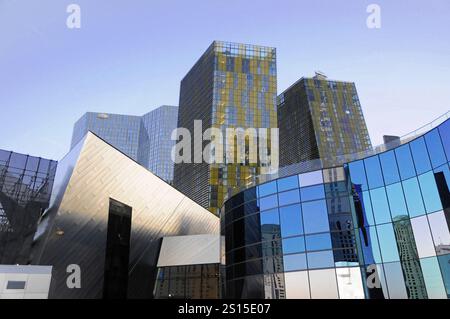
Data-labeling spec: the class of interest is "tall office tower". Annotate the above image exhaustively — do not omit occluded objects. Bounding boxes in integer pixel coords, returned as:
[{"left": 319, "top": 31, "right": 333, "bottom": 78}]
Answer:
[
  {"left": 173, "top": 41, "right": 277, "bottom": 215},
  {"left": 278, "top": 72, "right": 372, "bottom": 167},
  {"left": 70, "top": 106, "right": 178, "bottom": 183},
  {"left": 141, "top": 106, "right": 178, "bottom": 184}
]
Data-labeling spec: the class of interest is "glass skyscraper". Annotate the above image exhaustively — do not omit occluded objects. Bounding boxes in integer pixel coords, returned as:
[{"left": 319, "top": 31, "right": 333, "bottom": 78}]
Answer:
[
  {"left": 173, "top": 41, "right": 278, "bottom": 215},
  {"left": 278, "top": 72, "right": 372, "bottom": 167},
  {"left": 70, "top": 106, "right": 178, "bottom": 183}
]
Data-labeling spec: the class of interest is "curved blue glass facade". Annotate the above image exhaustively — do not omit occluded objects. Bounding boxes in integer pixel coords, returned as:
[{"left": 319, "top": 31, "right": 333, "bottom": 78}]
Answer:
[{"left": 222, "top": 119, "right": 450, "bottom": 299}]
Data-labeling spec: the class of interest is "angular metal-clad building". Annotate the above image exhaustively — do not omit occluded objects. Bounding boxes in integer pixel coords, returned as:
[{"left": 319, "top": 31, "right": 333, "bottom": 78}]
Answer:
[{"left": 31, "top": 132, "right": 219, "bottom": 299}]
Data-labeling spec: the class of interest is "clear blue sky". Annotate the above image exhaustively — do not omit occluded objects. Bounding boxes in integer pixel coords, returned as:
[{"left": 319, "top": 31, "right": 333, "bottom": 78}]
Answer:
[{"left": 1, "top": 0, "right": 449, "bottom": 160}]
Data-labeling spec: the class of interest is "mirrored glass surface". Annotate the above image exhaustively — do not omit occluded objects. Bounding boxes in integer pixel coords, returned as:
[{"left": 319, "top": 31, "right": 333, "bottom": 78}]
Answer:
[
  {"left": 282, "top": 236, "right": 305, "bottom": 254},
  {"left": 427, "top": 211, "right": 450, "bottom": 255},
  {"left": 438, "top": 119, "right": 450, "bottom": 161},
  {"left": 370, "top": 188, "right": 392, "bottom": 224},
  {"left": 284, "top": 271, "right": 310, "bottom": 299},
  {"left": 410, "top": 137, "right": 432, "bottom": 175},
  {"left": 277, "top": 175, "right": 299, "bottom": 192},
  {"left": 402, "top": 177, "right": 426, "bottom": 217},
  {"left": 348, "top": 160, "right": 368, "bottom": 191},
  {"left": 302, "top": 200, "right": 330, "bottom": 234},
  {"left": 336, "top": 267, "right": 365, "bottom": 299},
  {"left": 305, "top": 233, "right": 332, "bottom": 251},
  {"left": 411, "top": 215, "right": 436, "bottom": 258},
  {"left": 298, "top": 170, "right": 323, "bottom": 187},
  {"left": 283, "top": 253, "right": 307, "bottom": 272},
  {"left": 418, "top": 171, "right": 443, "bottom": 213},
  {"left": 300, "top": 184, "right": 325, "bottom": 202},
  {"left": 437, "top": 254, "right": 450, "bottom": 297},
  {"left": 307, "top": 250, "right": 335, "bottom": 269},
  {"left": 395, "top": 145, "right": 416, "bottom": 180},
  {"left": 383, "top": 262, "right": 408, "bottom": 299},
  {"left": 258, "top": 181, "right": 277, "bottom": 197},
  {"left": 377, "top": 224, "right": 400, "bottom": 263},
  {"left": 425, "top": 129, "right": 447, "bottom": 168},
  {"left": 379, "top": 151, "right": 400, "bottom": 185},
  {"left": 278, "top": 189, "right": 300, "bottom": 206},
  {"left": 386, "top": 183, "right": 408, "bottom": 218},
  {"left": 420, "top": 256, "right": 448, "bottom": 299},
  {"left": 279, "top": 204, "right": 303, "bottom": 238},
  {"left": 259, "top": 194, "right": 278, "bottom": 211},
  {"left": 364, "top": 156, "right": 384, "bottom": 189},
  {"left": 308, "top": 269, "right": 339, "bottom": 299}
]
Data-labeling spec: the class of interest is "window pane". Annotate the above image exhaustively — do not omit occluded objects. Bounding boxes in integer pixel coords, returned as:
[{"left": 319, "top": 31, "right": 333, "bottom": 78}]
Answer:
[
  {"left": 259, "top": 194, "right": 278, "bottom": 211},
  {"left": 347, "top": 161, "right": 368, "bottom": 191},
  {"left": 283, "top": 253, "right": 307, "bottom": 271},
  {"left": 425, "top": 129, "right": 447, "bottom": 168},
  {"left": 438, "top": 119, "right": 450, "bottom": 161},
  {"left": 282, "top": 236, "right": 305, "bottom": 254},
  {"left": 336, "top": 267, "right": 365, "bottom": 299},
  {"left": 258, "top": 181, "right": 277, "bottom": 197},
  {"left": 359, "top": 226, "right": 382, "bottom": 264},
  {"left": 305, "top": 233, "right": 332, "bottom": 251},
  {"left": 279, "top": 204, "right": 303, "bottom": 237},
  {"left": 383, "top": 262, "right": 408, "bottom": 299},
  {"left": 278, "top": 189, "right": 300, "bottom": 206},
  {"left": 370, "top": 188, "right": 392, "bottom": 224},
  {"left": 307, "top": 250, "right": 335, "bottom": 269},
  {"left": 402, "top": 177, "right": 426, "bottom": 217},
  {"left": 308, "top": 269, "right": 339, "bottom": 299},
  {"left": 302, "top": 200, "right": 330, "bottom": 234},
  {"left": 395, "top": 145, "right": 416, "bottom": 180},
  {"left": 411, "top": 215, "right": 436, "bottom": 258},
  {"left": 284, "top": 271, "right": 310, "bottom": 299},
  {"left": 260, "top": 208, "right": 280, "bottom": 228},
  {"left": 418, "top": 171, "right": 443, "bottom": 213},
  {"left": 427, "top": 211, "right": 450, "bottom": 255},
  {"left": 323, "top": 167, "right": 345, "bottom": 183},
  {"left": 437, "top": 254, "right": 450, "bottom": 297},
  {"left": 361, "top": 191, "right": 375, "bottom": 226},
  {"left": 300, "top": 184, "right": 325, "bottom": 202},
  {"left": 277, "top": 175, "right": 299, "bottom": 192},
  {"left": 410, "top": 137, "right": 432, "bottom": 175},
  {"left": 377, "top": 224, "right": 400, "bottom": 263},
  {"left": 364, "top": 156, "right": 384, "bottom": 189},
  {"left": 379, "top": 151, "right": 400, "bottom": 185},
  {"left": 420, "top": 257, "right": 447, "bottom": 299},
  {"left": 386, "top": 183, "right": 408, "bottom": 218},
  {"left": 9, "top": 152, "right": 27, "bottom": 169},
  {"left": 298, "top": 170, "right": 323, "bottom": 187}
]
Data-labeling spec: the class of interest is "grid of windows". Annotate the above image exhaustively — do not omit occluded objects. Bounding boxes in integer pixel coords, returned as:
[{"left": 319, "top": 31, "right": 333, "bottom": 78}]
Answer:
[{"left": 222, "top": 119, "right": 450, "bottom": 299}]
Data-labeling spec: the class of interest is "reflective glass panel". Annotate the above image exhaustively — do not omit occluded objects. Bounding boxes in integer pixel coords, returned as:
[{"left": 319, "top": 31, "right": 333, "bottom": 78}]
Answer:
[
  {"left": 336, "top": 267, "right": 365, "bottom": 299},
  {"left": 383, "top": 262, "right": 408, "bottom": 299},
  {"left": 402, "top": 177, "right": 426, "bottom": 217},
  {"left": 284, "top": 271, "right": 310, "bottom": 299},
  {"left": 370, "top": 188, "right": 392, "bottom": 224},
  {"left": 260, "top": 208, "right": 280, "bottom": 227},
  {"left": 420, "top": 257, "right": 447, "bottom": 299},
  {"left": 386, "top": 183, "right": 408, "bottom": 218},
  {"left": 282, "top": 236, "right": 305, "bottom": 254},
  {"left": 258, "top": 181, "right": 277, "bottom": 197},
  {"left": 379, "top": 151, "right": 400, "bottom": 185},
  {"left": 305, "top": 233, "right": 332, "bottom": 251},
  {"left": 307, "top": 250, "right": 334, "bottom": 269},
  {"left": 283, "top": 253, "right": 307, "bottom": 272},
  {"left": 308, "top": 269, "right": 339, "bottom": 299},
  {"left": 259, "top": 194, "right": 278, "bottom": 211},
  {"left": 302, "top": 200, "right": 330, "bottom": 234},
  {"left": 438, "top": 119, "right": 450, "bottom": 161},
  {"left": 427, "top": 211, "right": 450, "bottom": 255},
  {"left": 279, "top": 204, "right": 303, "bottom": 237},
  {"left": 298, "top": 170, "right": 323, "bottom": 187},
  {"left": 348, "top": 161, "right": 368, "bottom": 191},
  {"left": 323, "top": 167, "right": 345, "bottom": 183},
  {"left": 411, "top": 215, "right": 436, "bottom": 258},
  {"left": 278, "top": 189, "right": 300, "bottom": 206},
  {"left": 395, "top": 145, "right": 416, "bottom": 180},
  {"left": 362, "top": 191, "right": 375, "bottom": 226},
  {"left": 425, "top": 129, "right": 447, "bottom": 168},
  {"left": 410, "top": 137, "right": 432, "bottom": 175},
  {"left": 364, "top": 156, "right": 384, "bottom": 189},
  {"left": 437, "top": 254, "right": 450, "bottom": 297},
  {"left": 418, "top": 171, "right": 443, "bottom": 213},
  {"left": 277, "top": 175, "right": 299, "bottom": 192},
  {"left": 377, "top": 224, "right": 400, "bottom": 263},
  {"left": 300, "top": 184, "right": 325, "bottom": 202}
]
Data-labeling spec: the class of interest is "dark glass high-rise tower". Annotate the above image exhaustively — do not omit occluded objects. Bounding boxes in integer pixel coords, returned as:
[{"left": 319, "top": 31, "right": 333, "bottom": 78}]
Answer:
[
  {"left": 278, "top": 72, "right": 372, "bottom": 167},
  {"left": 173, "top": 41, "right": 277, "bottom": 214}
]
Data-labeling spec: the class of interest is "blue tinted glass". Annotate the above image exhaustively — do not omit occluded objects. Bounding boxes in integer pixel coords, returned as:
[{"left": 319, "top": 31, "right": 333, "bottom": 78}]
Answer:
[
  {"left": 362, "top": 191, "right": 375, "bottom": 226},
  {"left": 300, "top": 184, "right": 325, "bottom": 201},
  {"left": 277, "top": 175, "right": 299, "bottom": 192},
  {"left": 410, "top": 137, "right": 432, "bottom": 175},
  {"left": 395, "top": 145, "right": 416, "bottom": 180},
  {"left": 305, "top": 233, "right": 332, "bottom": 251},
  {"left": 302, "top": 200, "right": 330, "bottom": 234},
  {"left": 418, "top": 171, "right": 443, "bottom": 213},
  {"left": 437, "top": 254, "right": 450, "bottom": 297},
  {"left": 376, "top": 223, "right": 400, "bottom": 263},
  {"left": 360, "top": 226, "right": 382, "bottom": 264},
  {"left": 278, "top": 189, "right": 300, "bottom": 206},
  {"left": 283, "top": 253, "right": 307, "bottom": 271},
  {"left": 420, "top": 257, "right": 447, "bottom": 299},
  {"left": 348, "top": 161, "right": 368, "bottom": 190},
  {"left": 425, "top": 129, "right": 447, "bottom": 168},
  {"left": 434, "top": 164, "right": 450, "bottom": 192},
  {"left": 370, "top": 188, "right": 392, "bottom": 224},
  {"left": 307, "top": 250, "right": 335, "bottom": 269},
  {"left": 438, "top": 120, "right": 450, "bottom": 161},
  {"left": 259, "top": 194, "right": 278, "bottom": 211},
  {"left": 402, "top": 177, "right": 426, "bottom": 217},
  {"left": 279, "top": 204, "right": 303, "bottom": 237},
  {"left": 386, "top": 183, "right": 408, "bottom": 218},
  {"left": 282, "top": 236, "right": 305, "bottom": 254},
  {"left": 379, "top": 151, "right": 400, "bottom": 185},
  {"left": 260, "top": 208, "right": 280, "bottom": 228},
  {"left": 298, "top": 170, "right": 323, "bottom": 187},
  {"left": 258, "top": 181, "right": 277, "bottom": 197},
  {"left": 364, "top": 156, "right": 384, "bottom": 189}
]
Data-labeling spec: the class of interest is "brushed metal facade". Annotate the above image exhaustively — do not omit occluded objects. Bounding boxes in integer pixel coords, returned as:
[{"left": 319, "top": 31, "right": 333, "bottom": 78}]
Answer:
[{"left": 30, "top": 132, "right": 219, "bottom": 299}]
